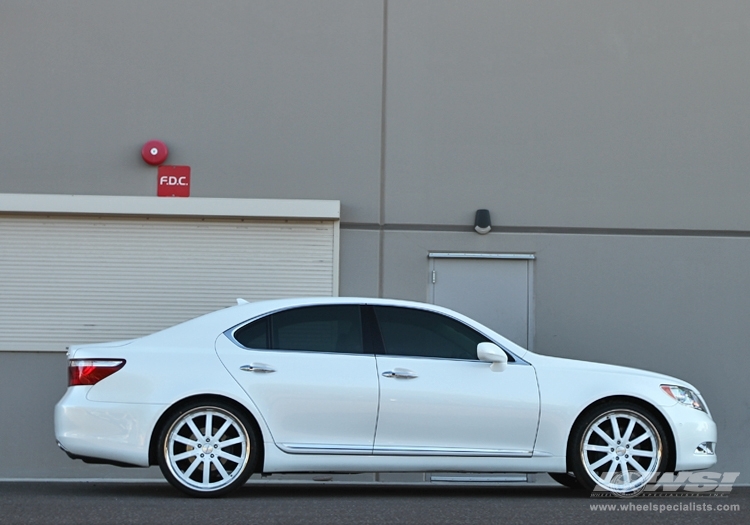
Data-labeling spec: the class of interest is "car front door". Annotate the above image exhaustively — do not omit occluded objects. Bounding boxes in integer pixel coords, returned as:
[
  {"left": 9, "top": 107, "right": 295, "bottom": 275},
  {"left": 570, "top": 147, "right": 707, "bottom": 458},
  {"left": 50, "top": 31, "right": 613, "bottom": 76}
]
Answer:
[
  {"left": 216, "top": 304, "right": 379, "bottom": 454},
  {"left": 370, "top": 306, "right": 540, "bottom": 457}
]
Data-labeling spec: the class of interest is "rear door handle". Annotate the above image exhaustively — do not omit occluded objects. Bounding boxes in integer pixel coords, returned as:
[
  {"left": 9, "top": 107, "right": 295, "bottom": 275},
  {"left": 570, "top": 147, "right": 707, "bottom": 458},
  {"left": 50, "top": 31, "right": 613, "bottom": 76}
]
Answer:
[
  {"left": 240, "top": 363, "right": 275, "bottom": 373},
  {"left": 382, "top": 368, "right": 418, "bottom": 379}
]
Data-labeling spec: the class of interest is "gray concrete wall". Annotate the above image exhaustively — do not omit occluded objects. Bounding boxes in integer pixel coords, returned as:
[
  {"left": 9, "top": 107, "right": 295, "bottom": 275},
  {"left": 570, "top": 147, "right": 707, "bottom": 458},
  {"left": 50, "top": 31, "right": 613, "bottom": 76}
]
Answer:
[
  {"left": 384, "top": 1, "right": 750, "bottom": 230},
  {"left": 3, "top": 1, "right": 749, "bottom": 229},
  {"left": 0, "top": 0, "right": 384, "bottom": 223},
  {"left": 1, "top": 1, "right": 748, "bottom": 481}
]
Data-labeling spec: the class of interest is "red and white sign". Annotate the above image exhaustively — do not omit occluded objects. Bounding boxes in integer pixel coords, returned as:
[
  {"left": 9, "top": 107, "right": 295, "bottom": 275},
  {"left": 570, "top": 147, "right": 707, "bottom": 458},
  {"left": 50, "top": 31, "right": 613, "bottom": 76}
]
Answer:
[{"left": 157, "top": 166, "right": 191, "bottom": 197}]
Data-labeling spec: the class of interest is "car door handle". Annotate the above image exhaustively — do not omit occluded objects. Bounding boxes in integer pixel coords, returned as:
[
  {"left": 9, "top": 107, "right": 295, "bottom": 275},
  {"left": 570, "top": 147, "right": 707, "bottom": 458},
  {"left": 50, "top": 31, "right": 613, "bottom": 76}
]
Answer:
[
  {"left": 382, "top": 368, "right": 418, "bottom": 379},
  {"left": 240, "top": 363, "right": 276, "bottom": 373}
]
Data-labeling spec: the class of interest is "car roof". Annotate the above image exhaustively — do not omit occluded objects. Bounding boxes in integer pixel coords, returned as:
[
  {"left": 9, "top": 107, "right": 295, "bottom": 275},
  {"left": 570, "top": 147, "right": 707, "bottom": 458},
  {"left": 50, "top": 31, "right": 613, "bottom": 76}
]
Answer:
[{"left": 135, "top": 296, "right": 528, "bottom": 358}]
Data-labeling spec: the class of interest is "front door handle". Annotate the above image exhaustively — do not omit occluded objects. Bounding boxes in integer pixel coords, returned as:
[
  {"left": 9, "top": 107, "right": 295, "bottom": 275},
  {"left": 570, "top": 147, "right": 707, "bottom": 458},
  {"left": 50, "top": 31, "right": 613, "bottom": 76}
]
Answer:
[
  {"left": 382, "top": 368, "right": 418, "bottom": 379},
  {"left": 240, "top": 363, "right": 276, "bottom": 373}
]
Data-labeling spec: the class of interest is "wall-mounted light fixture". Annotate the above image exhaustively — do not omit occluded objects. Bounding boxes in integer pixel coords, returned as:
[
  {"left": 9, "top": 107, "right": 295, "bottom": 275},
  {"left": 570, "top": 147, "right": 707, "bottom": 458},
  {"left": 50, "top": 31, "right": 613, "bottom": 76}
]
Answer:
[{"left": 474, "top": 209, "right": 491, "bottom": 234}]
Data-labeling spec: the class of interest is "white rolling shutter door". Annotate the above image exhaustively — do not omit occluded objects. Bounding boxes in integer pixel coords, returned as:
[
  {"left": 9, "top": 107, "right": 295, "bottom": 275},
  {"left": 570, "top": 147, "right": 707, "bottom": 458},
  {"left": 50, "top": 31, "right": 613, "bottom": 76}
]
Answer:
[{"left": 0, "top": 215, "right": 337, "bottom": 351}]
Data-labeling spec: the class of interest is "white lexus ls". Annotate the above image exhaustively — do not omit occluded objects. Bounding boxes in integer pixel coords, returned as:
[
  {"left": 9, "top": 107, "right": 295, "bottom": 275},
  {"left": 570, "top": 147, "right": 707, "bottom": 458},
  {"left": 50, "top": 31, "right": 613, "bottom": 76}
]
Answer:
[{"left": 55, "top": 297, "right": 717, "bottom": 497}]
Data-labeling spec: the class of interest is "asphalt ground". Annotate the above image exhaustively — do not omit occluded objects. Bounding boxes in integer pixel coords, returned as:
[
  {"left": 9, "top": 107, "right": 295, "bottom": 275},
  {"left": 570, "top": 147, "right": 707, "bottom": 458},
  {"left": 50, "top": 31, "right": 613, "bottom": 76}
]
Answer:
[{"left": 0, "top": 481, "right": 747, "bottom": 525}]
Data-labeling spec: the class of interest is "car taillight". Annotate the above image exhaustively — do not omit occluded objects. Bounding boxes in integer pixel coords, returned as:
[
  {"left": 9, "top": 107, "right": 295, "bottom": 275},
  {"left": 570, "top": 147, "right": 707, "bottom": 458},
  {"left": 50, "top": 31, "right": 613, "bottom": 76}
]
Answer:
[{"left": 68, "top": 359, "right": 126, "bottom": 386}]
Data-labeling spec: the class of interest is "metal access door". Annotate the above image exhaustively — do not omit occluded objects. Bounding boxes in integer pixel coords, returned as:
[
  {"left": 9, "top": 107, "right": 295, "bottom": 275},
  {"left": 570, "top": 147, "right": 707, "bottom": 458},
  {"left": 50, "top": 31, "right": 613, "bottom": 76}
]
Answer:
[{"left": 429, "top": 254, "right": 534, "bottom": 349}]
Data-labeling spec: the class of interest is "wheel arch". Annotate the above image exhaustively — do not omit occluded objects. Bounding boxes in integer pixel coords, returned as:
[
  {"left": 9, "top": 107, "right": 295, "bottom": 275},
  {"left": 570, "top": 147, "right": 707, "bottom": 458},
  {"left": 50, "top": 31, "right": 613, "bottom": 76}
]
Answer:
[
  {"left": 565, "top": 395, "right": 676, "bottom": 473},
  {"left": 148, "top": 394, "right": 265, "bottom": 473}
]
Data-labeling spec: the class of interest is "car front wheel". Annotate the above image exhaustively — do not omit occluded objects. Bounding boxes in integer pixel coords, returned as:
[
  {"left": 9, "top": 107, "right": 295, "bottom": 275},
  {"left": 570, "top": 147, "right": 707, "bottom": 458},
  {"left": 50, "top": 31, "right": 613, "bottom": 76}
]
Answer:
[
  {"left": 157, "top": 400, "right": 258, "bottom": 497},
  {"left": 570, "top": 402, "right": 669, "bottom": 494}
]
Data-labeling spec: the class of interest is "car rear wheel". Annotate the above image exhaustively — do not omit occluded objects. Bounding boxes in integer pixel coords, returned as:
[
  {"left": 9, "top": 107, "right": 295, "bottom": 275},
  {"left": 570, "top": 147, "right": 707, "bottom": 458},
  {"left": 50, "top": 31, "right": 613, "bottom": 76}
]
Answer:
[
  {"left": 570, "top": 402, "right": 669, "bottom": 494},
  {"left": 157, "top": 400, "right": 258, "bottom": 497}
]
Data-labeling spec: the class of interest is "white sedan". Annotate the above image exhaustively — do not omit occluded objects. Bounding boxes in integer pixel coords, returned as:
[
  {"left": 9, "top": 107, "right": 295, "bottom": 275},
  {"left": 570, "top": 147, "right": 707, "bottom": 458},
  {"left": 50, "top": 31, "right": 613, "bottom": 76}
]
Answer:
[{"left": 55, "top": 297, "right": 717, "bottom": 497}]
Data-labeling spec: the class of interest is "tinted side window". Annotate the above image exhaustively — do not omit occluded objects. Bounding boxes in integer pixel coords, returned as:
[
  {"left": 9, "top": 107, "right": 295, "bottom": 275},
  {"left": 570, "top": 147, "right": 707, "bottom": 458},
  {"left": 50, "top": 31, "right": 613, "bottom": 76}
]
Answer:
[
  {"left": 271, "top": 305, "right": 364, "bottom": 354},
  {"left": 234, "top": 317, "right": 269, "bottom": 349},
  {"left": 373, "top": 306, "right": 489, "bottom": 360}
]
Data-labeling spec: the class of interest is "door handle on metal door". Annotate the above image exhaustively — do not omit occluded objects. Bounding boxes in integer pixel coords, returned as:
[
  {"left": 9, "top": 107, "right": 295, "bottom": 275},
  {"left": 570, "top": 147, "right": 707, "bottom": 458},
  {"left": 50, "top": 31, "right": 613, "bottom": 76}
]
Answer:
[
  {"left": 240, "top": 363, "right": 276, "bottom": 373},
  {"left": 381, "top": 368, "right": 417, "bottom": 379}
]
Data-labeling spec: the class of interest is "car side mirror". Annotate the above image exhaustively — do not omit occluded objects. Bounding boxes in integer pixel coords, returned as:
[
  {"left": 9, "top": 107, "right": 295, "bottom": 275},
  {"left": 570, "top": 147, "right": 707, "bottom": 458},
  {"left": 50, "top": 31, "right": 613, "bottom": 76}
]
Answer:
[{"left": 477, "top": 342, "right": 508, "bottom": 372}]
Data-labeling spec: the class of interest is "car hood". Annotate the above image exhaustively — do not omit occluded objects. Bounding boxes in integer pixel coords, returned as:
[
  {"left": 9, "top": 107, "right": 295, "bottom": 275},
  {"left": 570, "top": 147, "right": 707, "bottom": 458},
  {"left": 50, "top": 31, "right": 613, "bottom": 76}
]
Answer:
[{"left": 526, "top": 352, "right": 699, "bottom": 392}]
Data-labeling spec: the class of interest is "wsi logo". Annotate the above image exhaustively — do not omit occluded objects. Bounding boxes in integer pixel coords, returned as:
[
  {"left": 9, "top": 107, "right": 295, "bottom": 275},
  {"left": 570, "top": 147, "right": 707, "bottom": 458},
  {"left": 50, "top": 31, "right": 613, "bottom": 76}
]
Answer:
[{"left": 591, "top": 471, "right": 740, "bottom": 498}]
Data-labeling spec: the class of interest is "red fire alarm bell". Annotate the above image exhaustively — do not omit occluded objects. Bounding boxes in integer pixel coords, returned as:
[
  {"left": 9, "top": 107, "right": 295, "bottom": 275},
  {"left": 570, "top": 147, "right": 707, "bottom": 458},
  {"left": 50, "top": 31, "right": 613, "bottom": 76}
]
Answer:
[
  {"left": 142, "top": 140, "right": 169, "bottom": 165},
  {"left": 157, "top": 166, "right": 190, "bottom": 197}
]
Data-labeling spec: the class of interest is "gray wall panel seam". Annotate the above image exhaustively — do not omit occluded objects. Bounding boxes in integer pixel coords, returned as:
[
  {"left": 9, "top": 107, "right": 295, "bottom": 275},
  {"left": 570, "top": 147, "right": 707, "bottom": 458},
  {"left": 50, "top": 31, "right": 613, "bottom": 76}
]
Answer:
[
  {"left": 340, "top": 223, "right": 750, "bottom": 237},
  {"left": 377, "top": 0, "right": 388, "bottom": 298}
]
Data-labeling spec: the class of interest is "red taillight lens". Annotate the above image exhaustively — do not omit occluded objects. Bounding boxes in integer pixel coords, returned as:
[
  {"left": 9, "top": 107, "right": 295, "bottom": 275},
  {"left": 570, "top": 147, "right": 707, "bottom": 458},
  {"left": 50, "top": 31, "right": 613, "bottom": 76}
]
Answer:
[{"left": 68, "top": 359, "right": 126, "bottom": 386}]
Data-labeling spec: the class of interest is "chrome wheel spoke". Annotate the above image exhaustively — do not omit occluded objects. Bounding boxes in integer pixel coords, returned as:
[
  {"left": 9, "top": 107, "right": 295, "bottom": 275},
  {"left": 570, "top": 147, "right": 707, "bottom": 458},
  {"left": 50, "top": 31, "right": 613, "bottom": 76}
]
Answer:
[
  {"left": 621, "top": 419, "right": 636, "bottom": 442},
  {"left": 216, "top": 450, "right": 242, "bottom": 463},
  {"left": 186, "top": 419, "right": 204, "bottom": 442},
  {"left": 592, "top": 426, "right": 614, "bottom": 445},
  {"left": 204, "top": 413, "right": 214, "bottom": 439},
  {"left": 173, "top": 449, "right": 198, "bottom": 461},
  {"left": 202, "top": 458, "right": 211, "bottom": 485},
  {"left": 214, "top": 420, "right": 232, "bottom": 441},
  {"left": 589, "top": 454, "right": 614, "bottom": 471},
  {"left": 619, "top": 461, "right": 631, "bottom": 484},
  {"left": 212, "top": 457, "right": 231, "bottom": 480},
  {"left": 219, "top": 436, "right": 244, "bottom": 448},
  {"left": 603, "top": 460, "right": 619, "bottom": 484},
  {"left": 184, "top": 457, "right": 201, "bottom": 478},
  {"left": 630, "top": 448, "right": 656, "bottom": 458},
  {"left": 629, "top": 431, "right": 652, "bottom": 448},
  {"left": 627, "top": 457, "right": 647, "bottom": 475},
  {"left": 609, "top": 415, "right": 622, "bottom": 442},
  {"left": 173, "top": 434, "right": 199, "bottom": 447},
  {"left": 584, "top": 444, "right": 611, "bottom": 453}
]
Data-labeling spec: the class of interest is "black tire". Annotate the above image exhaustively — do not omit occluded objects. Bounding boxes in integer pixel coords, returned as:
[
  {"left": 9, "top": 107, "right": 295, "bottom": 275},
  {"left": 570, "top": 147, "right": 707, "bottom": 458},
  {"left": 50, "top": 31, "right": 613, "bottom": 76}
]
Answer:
[
  {"left": 157, "top": 400, "right": 259, "bottom": 497},
  {"left": 570, "top": 401, "right": 669, "bottom": 494},
  {"left": 548, "top": 472, "right": 584, "bottom": 490}
]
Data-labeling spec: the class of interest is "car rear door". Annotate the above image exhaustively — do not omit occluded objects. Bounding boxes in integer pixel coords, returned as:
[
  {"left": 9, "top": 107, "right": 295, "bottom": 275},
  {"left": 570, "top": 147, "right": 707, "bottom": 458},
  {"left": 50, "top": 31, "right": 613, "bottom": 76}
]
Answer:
[{"left": 216, "top": 304, "right": 379, "bottom": 454}]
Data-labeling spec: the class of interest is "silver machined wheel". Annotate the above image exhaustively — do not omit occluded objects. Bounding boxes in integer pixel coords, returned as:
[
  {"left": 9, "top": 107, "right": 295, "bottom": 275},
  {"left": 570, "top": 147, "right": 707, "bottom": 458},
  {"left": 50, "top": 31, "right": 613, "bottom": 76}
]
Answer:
[
  {"left": 163, "top": 406, "right": 251, "bottom": 493},
  {"left": 579, "top": 408, "right": 662, "bottom": 493}
]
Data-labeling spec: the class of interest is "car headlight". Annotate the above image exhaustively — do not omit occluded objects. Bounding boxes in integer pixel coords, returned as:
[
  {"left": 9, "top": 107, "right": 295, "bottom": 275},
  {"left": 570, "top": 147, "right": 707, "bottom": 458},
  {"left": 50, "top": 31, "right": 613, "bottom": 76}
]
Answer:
[{"left": 661, "top": 384, "right": 706, "bottom": 412}]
